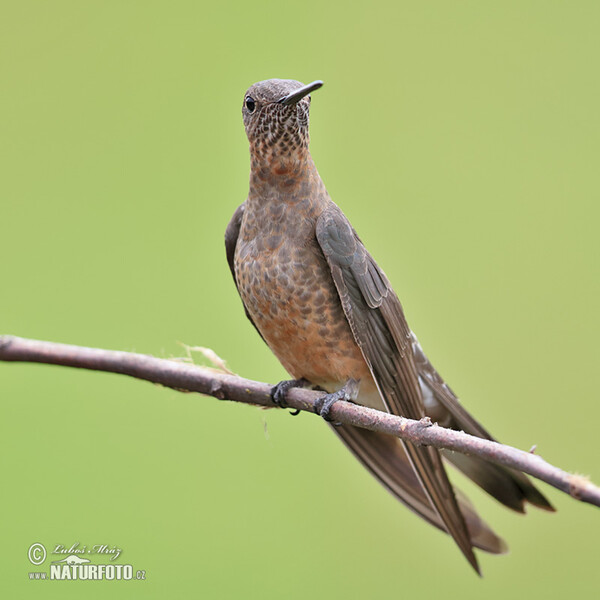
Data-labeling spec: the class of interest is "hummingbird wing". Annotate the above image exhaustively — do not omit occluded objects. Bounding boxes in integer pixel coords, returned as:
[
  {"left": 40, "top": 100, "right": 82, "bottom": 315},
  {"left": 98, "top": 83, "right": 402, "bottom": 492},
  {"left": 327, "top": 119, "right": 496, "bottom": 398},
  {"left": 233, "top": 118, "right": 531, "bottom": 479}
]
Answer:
[
  {"left": 224, "top": 203, "right": 245, "bottom": 281},
  {"left": 316, "top": 204, "right": 480, "bottom": 573},
  {"left": 225, "top": 203, "right": 266, "bottom": 342},
  {"left": 412, "top": 339, "right": 554, "bottom": 512}
]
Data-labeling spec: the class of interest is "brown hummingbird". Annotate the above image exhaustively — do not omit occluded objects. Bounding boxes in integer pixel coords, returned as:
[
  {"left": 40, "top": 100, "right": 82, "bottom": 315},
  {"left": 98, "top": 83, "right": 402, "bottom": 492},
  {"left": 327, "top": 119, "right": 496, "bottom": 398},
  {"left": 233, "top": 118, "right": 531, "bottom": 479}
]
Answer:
[{"left": 225, "top": 78, "right": 553, "bottom": 574}]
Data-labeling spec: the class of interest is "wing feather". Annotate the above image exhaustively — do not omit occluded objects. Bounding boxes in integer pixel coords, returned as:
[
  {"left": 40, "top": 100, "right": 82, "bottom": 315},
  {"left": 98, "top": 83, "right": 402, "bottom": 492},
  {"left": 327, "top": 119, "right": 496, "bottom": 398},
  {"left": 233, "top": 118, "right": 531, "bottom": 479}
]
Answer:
[
  {"left": 224, "top": 203, "right": 265, "bottom": 342},
  {"left": 412, "top": 337, "right": 554, "bottom": 511},
  {"left": 316, "top": 205, "right": 479, "bottom": 573}
]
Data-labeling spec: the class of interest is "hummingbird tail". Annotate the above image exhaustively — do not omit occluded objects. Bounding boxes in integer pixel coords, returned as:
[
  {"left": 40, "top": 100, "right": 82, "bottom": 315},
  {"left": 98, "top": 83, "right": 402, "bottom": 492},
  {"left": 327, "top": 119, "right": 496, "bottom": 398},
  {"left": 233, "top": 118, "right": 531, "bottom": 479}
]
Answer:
[
  {"left": 332, "top": 424, "right": 508, "bottom": 556},
  {"left": 442, "top": 451, "right": 555, "bottom": 512}
]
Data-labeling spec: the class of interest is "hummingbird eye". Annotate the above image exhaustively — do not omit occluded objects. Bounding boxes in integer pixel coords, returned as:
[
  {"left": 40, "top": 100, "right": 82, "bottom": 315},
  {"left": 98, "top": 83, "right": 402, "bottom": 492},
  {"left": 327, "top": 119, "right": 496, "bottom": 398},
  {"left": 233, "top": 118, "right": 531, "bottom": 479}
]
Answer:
[{"left": 245, "top": 96, "right": 256, "bottom": 113}]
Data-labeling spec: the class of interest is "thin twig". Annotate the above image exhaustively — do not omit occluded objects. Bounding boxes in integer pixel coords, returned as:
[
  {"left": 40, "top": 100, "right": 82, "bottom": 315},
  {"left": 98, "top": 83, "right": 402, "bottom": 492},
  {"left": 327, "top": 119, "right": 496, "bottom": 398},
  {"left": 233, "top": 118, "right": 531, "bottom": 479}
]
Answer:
[{"left": 1, "top": 334, "right": 598, "bottom": 508}]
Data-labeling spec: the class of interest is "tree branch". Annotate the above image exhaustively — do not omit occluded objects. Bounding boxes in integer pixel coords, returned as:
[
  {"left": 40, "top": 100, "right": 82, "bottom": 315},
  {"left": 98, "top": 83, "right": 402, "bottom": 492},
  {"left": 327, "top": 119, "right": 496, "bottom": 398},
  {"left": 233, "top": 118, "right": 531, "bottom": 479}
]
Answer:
[{"left": 1, "top": 334, "right": 598, "bottom": 508}]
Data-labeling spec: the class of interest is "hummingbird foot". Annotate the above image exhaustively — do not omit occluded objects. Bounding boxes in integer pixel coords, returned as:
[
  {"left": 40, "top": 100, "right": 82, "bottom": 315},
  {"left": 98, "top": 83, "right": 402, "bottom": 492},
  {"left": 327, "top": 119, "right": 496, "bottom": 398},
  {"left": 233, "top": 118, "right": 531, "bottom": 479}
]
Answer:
[
  {"left": 270, "top": 378, "right": 309, "bottom": 415},
  {"left": 314, "top": 379, "right": 359, "bottom": 423}
]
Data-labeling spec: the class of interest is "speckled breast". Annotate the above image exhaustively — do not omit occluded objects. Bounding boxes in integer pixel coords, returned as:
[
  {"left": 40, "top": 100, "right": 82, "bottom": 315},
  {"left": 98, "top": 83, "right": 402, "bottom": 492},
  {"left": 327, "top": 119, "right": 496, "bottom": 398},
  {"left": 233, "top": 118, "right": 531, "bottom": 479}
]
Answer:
[{"left": 234, "top": 217, "right": 371, "bottom": 389}]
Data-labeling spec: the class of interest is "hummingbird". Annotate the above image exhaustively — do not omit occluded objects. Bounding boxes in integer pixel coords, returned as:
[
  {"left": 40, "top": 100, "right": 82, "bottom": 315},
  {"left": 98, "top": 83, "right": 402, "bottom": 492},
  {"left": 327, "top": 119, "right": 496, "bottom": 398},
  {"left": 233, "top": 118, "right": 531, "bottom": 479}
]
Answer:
[{"left": 225, "top": 78, "right": 553, "bottom": 573}]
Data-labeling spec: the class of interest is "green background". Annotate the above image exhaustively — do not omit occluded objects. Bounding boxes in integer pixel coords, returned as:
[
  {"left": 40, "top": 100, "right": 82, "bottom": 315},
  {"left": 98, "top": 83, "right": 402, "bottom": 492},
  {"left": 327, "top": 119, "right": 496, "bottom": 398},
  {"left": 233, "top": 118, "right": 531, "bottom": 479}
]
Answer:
[{"left": 1, "top": 1, "right": 598, "bottom": 597}]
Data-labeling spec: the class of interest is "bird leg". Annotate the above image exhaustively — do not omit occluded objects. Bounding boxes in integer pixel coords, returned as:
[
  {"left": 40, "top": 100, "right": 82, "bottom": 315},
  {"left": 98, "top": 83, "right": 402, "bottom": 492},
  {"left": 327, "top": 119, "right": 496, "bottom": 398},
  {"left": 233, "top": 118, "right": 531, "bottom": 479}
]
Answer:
[
  {"left": 270, "top": 378, "right": 310, "bottom": 414},
  {"left": 314, "top": 379, "right": 360, "bottom": 422}
]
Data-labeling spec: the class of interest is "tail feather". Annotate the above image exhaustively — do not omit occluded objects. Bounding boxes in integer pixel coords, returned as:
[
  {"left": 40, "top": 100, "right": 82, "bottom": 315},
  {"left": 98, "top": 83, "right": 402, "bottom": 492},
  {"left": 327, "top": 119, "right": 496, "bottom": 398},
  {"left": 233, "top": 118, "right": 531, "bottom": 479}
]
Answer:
[
  {"left": 412, "top": 338, "right": 555, "bottom": 513},
  {"left": 332, "top": 423, "right": 508, "bottom": 555},
  {"left": 443, "top": 451, "right": 555, "bottom": 513}
]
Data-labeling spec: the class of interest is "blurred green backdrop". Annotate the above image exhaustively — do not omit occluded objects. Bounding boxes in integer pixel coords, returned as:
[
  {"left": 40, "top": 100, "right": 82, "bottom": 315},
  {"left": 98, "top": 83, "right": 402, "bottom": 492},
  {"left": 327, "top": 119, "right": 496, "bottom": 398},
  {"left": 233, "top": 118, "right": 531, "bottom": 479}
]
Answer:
[{"left": 1, "top": 1, "right": 599, "bottom": 597}]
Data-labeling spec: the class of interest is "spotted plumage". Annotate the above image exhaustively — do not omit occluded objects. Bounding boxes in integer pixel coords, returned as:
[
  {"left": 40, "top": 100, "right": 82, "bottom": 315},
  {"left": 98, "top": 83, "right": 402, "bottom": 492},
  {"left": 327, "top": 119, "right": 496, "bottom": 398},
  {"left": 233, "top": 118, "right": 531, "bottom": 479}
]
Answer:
[{"left": 225, "top": 79, "right": 553, "bottom": 574}]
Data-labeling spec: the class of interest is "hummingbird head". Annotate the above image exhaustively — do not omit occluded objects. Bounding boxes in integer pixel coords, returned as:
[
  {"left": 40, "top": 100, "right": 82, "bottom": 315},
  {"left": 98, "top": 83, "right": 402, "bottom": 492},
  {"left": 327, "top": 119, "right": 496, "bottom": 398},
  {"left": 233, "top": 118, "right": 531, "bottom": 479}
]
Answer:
[{"left": 242, "top": 79, "right": 323, "bottom": 167}]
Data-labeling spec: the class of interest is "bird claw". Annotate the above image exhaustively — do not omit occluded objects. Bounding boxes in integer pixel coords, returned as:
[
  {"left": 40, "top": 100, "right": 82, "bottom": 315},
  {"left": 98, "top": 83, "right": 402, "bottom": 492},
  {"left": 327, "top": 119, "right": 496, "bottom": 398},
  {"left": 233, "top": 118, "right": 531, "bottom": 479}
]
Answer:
[
  {"left": 270, "top": 378, "right": 308, "bottom": 415},
  {"left": 314, "top": 379, "right": 359, "bottom": 423},
  {"left": 314, "top": 390, "right": 346, "bottom": 422}
]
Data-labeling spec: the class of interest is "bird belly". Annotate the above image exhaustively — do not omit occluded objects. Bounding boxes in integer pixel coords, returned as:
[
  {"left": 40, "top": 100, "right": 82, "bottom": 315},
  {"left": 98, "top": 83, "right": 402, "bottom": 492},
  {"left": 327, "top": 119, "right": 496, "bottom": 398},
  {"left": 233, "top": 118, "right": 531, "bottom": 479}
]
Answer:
[{"left": 235, "top": 237, "right": 372, "bottom": 388}]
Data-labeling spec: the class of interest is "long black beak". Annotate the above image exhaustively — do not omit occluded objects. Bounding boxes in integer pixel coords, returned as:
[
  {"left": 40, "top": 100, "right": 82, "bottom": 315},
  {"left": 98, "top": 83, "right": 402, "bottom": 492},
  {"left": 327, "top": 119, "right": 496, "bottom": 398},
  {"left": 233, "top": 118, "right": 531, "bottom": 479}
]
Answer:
[{"left": 277, "top": 80, "right": 324, "bottom": 105}]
